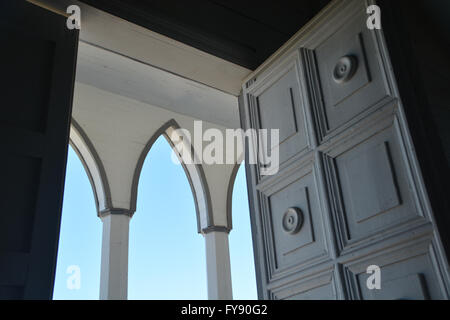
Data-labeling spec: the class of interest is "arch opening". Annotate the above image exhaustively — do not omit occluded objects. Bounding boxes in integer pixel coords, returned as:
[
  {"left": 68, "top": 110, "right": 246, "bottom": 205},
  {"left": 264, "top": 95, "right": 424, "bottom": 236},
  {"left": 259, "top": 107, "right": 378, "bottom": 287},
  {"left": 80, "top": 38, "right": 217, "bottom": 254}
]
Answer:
[
  {"left": 228, "top": 163, "right": 258, "bottom": 300},
  {"left": 128, "top": 135, "right": 207, "bottom": 299},
  {"left": 53, "top": 145, "right": 102, "bottom": 299},
  {"left": 131, "top": 119, "right": 212, "bottom": 233}
]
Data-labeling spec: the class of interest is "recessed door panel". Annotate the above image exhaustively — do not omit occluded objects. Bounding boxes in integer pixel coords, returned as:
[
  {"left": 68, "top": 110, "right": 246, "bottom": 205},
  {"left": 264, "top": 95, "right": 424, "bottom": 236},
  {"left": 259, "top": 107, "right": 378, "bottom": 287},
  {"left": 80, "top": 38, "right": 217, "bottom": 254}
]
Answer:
[
  {"left": 323, "top": 125, "right": 423, "bottom": 252},
  {"left": 343, "top": 241, "right": 445, "bottom": 300},
  {"left": 270, "top": 270, "right": 337, "bottom": 300},
  {"left": 248, "top": 56, "right": 310, "bottom": 178},
  {"left": 305, "top": 7, "right": 392, "bottom": 140},
  {"left": 259, "top": 165, "right": 329, "bottom": 281}
]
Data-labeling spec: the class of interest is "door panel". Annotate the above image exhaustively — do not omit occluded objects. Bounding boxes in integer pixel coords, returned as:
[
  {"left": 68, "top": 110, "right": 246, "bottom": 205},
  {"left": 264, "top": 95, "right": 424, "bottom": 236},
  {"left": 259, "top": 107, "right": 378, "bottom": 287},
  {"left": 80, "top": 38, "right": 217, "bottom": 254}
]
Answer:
[
  {"left": 241, "top": 0, "right": 450, "bottom": 300},
  {"left": 2, "top": 30, "right": 55, "bottom": 133},
  {"left": 0, "top": 1, "right": 78, "bottom": 299},
  {"left": 260, "top": 163, "right": 329, "bottom": 281},
  {"left": 270, "top": 269, "right": 337, "bottom": 300},
  {"left": 323, "top": 123, "right": 424, "bottom": 253},
  {"left": 248, "top": 53, "right": 311, "bottom": 179},
  {"left": 343, "top": 240, "right": 445, "bottom": 300},
  {"left": 309, "top": 6, "right": 392, "bottom": 141}
]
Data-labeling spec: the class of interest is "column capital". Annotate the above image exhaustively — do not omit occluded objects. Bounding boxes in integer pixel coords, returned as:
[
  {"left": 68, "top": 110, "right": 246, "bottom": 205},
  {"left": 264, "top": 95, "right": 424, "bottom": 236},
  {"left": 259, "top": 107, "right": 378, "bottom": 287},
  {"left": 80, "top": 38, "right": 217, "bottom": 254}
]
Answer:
[
  {"left": 98, "top": 208, "right": 135, "bottom": 218},
  {"left": 201, "top": 225, "right": 231, "bottom": 235}
]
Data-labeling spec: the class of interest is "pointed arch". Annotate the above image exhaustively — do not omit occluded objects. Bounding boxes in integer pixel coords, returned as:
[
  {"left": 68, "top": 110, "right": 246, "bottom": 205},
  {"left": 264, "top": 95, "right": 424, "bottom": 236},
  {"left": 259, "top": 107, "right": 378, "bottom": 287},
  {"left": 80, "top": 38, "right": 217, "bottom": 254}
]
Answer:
[
  {"left": 130, "top": 119, "right": 213, "bottom": 233},
  {"left": 69, "top": 119, "right": 112, "bottom": 214},
  {"left": 226, "top": 162, "right": 242, "bottom": 231}
]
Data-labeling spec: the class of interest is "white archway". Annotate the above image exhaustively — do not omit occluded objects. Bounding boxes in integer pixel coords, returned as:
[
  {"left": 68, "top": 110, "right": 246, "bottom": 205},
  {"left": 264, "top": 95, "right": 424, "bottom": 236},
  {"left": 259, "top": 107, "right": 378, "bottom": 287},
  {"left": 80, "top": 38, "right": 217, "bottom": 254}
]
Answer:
[
  {"left": 130, "top": 119, "right": 213, "bottom": 232},
  {"left": 69, "top": 119, "right": 112, "bottom": 214}
]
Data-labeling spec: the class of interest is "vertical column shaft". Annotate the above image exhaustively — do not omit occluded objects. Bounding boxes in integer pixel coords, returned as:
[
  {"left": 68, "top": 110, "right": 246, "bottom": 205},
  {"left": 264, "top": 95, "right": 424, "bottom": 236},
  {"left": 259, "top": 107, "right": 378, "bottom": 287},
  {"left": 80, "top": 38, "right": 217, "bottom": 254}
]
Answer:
[
  {"left": 204, "top": 228, "right": 233, "bottom": 300},
  {"left": 99, "top": 210, "right": 131, "bottom": 300}
]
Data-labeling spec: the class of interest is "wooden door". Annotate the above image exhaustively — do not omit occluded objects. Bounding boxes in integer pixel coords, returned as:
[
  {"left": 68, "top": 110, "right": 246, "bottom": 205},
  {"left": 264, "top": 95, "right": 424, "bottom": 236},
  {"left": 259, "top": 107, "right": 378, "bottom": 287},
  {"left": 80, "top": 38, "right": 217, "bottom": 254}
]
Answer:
[
  {"left": 241, "top": 0, "right": 450, "bottom": 300},
  {"left": 0, "top": 1, "right": 78, "bottom": 299}
]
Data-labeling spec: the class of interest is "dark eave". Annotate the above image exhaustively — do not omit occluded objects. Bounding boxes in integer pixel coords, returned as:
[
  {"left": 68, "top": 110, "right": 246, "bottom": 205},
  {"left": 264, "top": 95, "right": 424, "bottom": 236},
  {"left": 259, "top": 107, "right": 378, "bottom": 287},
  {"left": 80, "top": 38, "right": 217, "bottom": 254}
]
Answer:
[{"left": 78, "top": 0, "right": 331, "bottom": 70}]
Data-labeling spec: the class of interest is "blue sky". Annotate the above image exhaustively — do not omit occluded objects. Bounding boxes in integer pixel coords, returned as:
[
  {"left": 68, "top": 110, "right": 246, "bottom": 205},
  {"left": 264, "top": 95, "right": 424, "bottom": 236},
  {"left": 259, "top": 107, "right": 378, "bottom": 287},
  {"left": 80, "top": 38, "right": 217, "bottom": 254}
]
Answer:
[{"left": 53, "top": 137, "right": 257, "bottom": 300}]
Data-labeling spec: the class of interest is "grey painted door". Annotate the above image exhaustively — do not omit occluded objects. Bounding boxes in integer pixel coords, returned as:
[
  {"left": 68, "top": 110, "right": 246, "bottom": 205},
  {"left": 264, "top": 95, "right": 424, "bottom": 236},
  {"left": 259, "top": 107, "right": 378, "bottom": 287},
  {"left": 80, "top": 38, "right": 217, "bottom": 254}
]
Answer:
[
  {"left": 240, "top": 0, "right": 450, "bottom": 300},
  {"left": 0, "top": 1, "right": 78, "bottom": 299}
]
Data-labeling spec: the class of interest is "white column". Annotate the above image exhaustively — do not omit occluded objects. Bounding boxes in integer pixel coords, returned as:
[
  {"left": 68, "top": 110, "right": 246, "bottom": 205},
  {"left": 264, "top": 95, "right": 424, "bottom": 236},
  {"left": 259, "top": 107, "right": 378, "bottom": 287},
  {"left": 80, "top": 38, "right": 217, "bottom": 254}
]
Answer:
[
  {"left": 99, "top": 210, "right": 131, "bottom": 300},
  {"left": 204, "top": 228, "right": 233, "bottom": 300}
]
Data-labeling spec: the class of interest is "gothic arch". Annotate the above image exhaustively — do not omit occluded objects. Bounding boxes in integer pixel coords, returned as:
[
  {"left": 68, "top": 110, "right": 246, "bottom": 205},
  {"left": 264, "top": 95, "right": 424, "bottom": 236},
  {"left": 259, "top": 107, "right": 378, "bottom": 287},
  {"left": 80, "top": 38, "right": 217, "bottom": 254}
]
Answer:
[
  {"left": 226, "top": 162, "right": 242, "bottom": 231},
  {"left": 130, "top": 119, "right": 213, "bottom": 233},
  {"left": 69, "top": 119, "right": 112, "bottom": 214}
]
